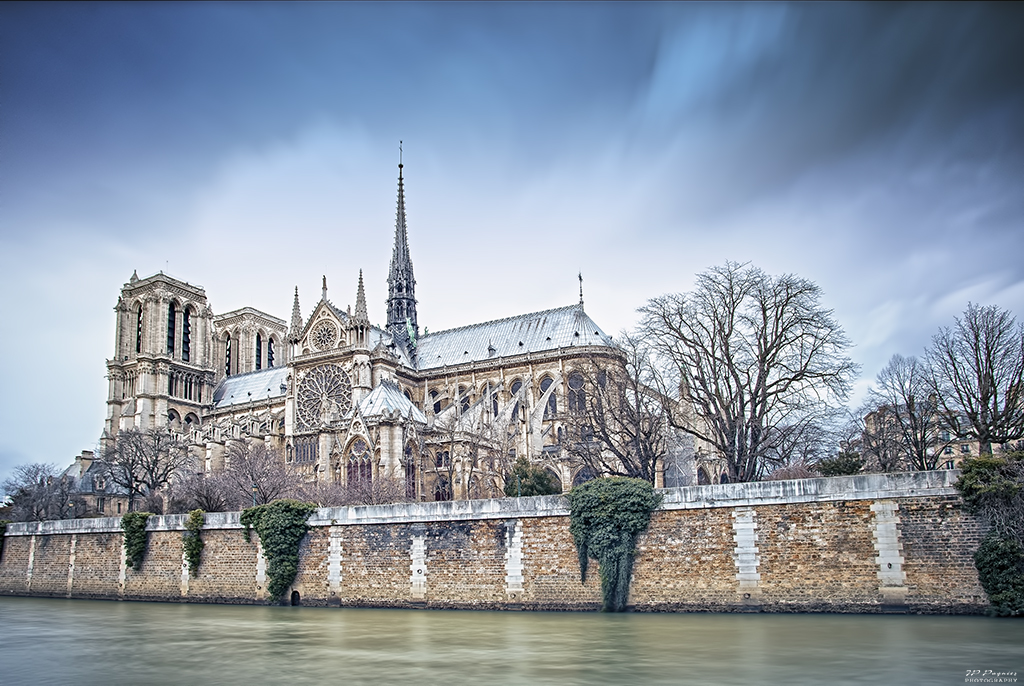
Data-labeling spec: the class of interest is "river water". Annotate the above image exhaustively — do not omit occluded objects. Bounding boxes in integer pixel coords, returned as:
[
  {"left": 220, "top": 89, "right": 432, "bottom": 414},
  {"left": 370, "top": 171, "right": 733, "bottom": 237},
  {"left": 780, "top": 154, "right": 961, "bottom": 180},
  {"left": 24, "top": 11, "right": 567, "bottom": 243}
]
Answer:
[{"left": 0, "top": 597, "right": 1020, "bottom": 685}]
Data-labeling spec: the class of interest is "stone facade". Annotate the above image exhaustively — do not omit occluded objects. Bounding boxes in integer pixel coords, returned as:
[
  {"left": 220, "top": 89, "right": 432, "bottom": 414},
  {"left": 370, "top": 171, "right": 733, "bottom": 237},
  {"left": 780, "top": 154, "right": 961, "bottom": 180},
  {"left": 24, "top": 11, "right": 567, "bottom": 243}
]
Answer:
[
  {"left": 0, "top": 472, "right": 989, "bottom": 613},
  {"left": 93, "top": 163, "right": 710, "bottom": 502}
]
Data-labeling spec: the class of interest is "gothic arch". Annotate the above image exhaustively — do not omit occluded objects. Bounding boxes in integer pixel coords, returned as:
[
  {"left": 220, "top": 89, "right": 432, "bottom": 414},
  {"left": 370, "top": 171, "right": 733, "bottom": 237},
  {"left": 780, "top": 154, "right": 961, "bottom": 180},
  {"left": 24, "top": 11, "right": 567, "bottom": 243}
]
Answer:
[
  {"left": 345, "top": 436, "right": 373, "bottom": 489},
  {"left": 572, "top": 466, "right": 596, "bottom": 488},
  {"left": 266, "top": 335, "right": 277, "bottom": 368},
  {"left": 181, "top": 305, "right": 194, "bottom": 362},
  {"left": 539, "top": 375, "right": 557, "bottom": 418},
  {"left": 166, "top": 299, "right": 180, "bottom": 357}
]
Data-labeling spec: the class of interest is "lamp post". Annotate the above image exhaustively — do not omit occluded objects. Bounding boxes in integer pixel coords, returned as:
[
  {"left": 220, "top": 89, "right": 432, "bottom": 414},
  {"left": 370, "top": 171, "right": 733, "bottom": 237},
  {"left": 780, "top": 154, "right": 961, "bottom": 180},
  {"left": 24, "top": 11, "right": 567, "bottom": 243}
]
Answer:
[{"left": 252, "top": 483, "right": 258, "bottom": 507}]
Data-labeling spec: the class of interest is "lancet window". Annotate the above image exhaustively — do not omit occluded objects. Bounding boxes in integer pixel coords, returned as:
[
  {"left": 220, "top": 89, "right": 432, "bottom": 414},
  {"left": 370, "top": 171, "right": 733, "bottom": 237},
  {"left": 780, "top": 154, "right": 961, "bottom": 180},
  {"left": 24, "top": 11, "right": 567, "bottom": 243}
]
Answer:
[
  {"left": 292, "top": 435, "right": 319, "bottom": 464},
  {"left": 167, "top": 304, "right": 176, "bottom": 356},
  {"left": 568, "top": 372, "right": 585, "bottom": 414},
  {"left": 267, "top": 338, "right": 274, "bottom": 368},
  {"left": 135, "top": 305, "right": 143, "bottom": 354},
  {"left": 347, "top": 438, "right": 372, "bottom": 488},
  {"left": 256, "top": 333, "right": 263, "bottom": 371},
  {"left": 510, "top": 380, "right": 523, "bottom": 421},
  {"left": 540, "top": 376, "right": 557, "bottom": 418},
  {"left": 404, "top": 443, "right": 417, "bottom": 500},
  {"left": 182, "top": 307, "right": 192, "bottom": 362}
]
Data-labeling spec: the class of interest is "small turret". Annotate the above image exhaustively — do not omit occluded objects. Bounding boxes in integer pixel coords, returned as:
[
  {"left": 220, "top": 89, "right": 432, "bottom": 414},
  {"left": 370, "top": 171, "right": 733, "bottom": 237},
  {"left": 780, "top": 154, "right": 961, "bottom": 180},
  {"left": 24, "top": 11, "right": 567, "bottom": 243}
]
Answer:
[
  {"left": 354, "top": 270, "right": 369, "bottom": 325},
  {"left": 288, "top": 286, "right": 303, "bottom": 342}
]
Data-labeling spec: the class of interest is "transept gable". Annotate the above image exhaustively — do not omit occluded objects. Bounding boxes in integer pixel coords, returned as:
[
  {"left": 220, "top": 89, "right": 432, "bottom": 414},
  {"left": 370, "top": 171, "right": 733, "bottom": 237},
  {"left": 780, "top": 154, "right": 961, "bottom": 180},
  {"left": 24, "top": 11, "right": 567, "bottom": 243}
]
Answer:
[{"left": 298, "top": 300, "right": 349, "bottom": 355}]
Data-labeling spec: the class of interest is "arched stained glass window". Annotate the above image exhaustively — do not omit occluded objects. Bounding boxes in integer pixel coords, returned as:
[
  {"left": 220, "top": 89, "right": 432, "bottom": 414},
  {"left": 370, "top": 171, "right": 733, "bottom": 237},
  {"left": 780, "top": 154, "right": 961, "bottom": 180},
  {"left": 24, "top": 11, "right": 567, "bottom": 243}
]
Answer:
[
  {"left": 510, "top": 380, "right": 523, "bottom": 421},
  {"left": 267, "top": 338, "right": 275, "bottom": 368},
  {"left": 182, "top": 307, "right": 191, "bottom": 362},
  {"left": 540, "top": 377, "right": 556, "bottom": 418},
  {"left": 568, "top": 372, "right": 585, "bottom": 414},
  {"left": 167, "top": 304, "right": 176, "bottom": 356},
  {"left": 136, "top": 305, "right": 144, "bottom": 354},
  {"left": 433, "top": 477, "right": 451, "bottom": 502},
  {"left": 347, "top": 438, "right": 372, "bottom": 488},
  {"left": 225, "top": 336, "right": 232, "bottom": 377},
  {"left": 255, "top": 333, "right": 263, "bottom": 371},
  {"left": 404, "top": 444, "right": 416, "bottom": 500}
]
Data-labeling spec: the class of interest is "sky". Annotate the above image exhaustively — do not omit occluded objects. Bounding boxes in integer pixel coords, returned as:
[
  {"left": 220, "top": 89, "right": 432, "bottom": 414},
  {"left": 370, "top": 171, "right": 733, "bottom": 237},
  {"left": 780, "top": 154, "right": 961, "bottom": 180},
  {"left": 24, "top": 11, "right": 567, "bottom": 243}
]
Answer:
[{"left": 1, "top": 2, "right": 1022, "bottom": 482}]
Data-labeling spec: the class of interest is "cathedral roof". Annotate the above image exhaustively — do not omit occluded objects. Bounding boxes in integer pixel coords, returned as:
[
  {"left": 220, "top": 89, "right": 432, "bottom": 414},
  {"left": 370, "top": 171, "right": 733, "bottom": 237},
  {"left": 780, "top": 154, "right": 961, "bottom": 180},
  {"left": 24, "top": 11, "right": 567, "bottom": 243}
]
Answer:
[
  {"left": 212, "top": 366, "right": 290, "bottom": 409},
  {"left": 358, "top": 380, "right": 427, "bottom": 423},
  {"left": 415, "top": 303, "right": 614, "bottom": 370}
]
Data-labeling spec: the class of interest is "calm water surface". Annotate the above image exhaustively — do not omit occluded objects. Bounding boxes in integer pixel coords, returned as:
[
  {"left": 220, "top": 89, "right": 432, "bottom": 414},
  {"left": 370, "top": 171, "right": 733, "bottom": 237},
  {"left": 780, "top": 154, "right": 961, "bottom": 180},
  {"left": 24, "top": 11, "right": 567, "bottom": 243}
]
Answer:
[{"left": 0, "top": 597, "right": 1020, "bottom": 685}]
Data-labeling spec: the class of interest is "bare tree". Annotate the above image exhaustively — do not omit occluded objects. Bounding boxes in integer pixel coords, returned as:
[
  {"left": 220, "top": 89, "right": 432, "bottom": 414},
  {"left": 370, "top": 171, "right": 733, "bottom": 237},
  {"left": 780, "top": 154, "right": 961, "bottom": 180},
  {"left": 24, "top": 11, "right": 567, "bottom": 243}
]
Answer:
[
  {"left": 222, "top": 441, "right": 296, "bottom": 508},
  {"left": 166, "top": 471, "right": 232, "bottom": 513},
  {"left": 296, "top": 479, "right": 348, "bottom": 508},
  {"left": 562, "top": 334, "right": 669, "bottom": 484},
  {"left": 104, "top": 428, "right": 194, "bottom": 512},
  {"left": 2, "top": 463, "right": 83, "bottom": 521},
  {"left": 339, "top": 475, "right": 410, "bottom": 506},
  {"left": 865, "top": 354, "right": 949, "bottom": 471},
  {"left": 927, "top": 303, "right": 1024, "bottom": 455},
  {"left": 857, "top": 404, "right": 905, "bottom": 473},
  {"left": 639, "top": 262, "right": 857, "bottom": 482}
]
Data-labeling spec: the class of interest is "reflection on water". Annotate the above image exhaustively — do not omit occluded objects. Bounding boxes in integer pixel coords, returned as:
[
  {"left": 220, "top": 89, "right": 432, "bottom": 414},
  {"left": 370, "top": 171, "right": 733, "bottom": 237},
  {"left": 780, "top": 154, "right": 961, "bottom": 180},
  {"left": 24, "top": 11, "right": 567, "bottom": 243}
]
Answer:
[{"left": 0, "top": 597, "right": 1020, "bottom": 685}]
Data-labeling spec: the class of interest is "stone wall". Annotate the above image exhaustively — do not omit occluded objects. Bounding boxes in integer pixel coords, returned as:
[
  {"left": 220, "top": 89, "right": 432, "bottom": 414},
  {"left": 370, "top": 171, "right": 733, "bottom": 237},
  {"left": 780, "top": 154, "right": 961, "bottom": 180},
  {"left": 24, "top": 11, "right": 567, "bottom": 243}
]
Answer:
[{"left": 0, "top": 471, "right": 989, "bottom": 613}]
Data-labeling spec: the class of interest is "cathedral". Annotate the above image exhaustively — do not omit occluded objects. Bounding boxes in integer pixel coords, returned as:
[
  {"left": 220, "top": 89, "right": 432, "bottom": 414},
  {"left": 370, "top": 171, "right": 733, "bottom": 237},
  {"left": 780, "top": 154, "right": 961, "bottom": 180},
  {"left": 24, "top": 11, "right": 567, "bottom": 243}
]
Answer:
[{"left": 100, "top": 162, "right": 642, "bottom": 502}]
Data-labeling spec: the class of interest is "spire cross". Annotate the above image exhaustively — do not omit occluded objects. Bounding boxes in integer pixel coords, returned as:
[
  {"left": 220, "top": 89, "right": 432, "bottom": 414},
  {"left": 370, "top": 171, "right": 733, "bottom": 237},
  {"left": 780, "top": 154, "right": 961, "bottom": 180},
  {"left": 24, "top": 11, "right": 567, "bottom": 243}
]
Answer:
[{"left": 578, "top": 272, "right": 584, "bottom": 306}]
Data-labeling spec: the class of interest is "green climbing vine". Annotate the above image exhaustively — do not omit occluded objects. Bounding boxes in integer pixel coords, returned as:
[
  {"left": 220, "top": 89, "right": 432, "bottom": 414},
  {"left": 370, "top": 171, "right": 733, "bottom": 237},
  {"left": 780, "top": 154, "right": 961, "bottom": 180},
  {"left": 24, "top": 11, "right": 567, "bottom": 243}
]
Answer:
[
  {"left": 121, "top": 512, "right": 153, "bottom": 571},
  {"left": 956, "top": 453, "right": 1024, "bottom": 616},
  {"left": 567, "top": 477, "right": 662, "bottom": 612},
  {"left": 240, "top": 499, "right": 316, "bottom": 602},
  {"left": 183, "top": 509, "right": 205, "bottom": 578}
]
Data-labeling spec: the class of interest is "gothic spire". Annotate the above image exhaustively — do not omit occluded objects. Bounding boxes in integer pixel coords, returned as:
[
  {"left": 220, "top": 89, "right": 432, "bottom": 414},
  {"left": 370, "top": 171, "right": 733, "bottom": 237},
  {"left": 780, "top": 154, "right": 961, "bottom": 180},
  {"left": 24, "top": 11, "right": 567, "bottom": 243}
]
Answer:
[
  {"left": 354, "top": 269, "right": 369, "bottom": 324},
  {"left": 289, "top": 286, "right": 303, "bottom": 341},
  {"left": 387, "top": 154, "right": 418, "bottom": 345}
]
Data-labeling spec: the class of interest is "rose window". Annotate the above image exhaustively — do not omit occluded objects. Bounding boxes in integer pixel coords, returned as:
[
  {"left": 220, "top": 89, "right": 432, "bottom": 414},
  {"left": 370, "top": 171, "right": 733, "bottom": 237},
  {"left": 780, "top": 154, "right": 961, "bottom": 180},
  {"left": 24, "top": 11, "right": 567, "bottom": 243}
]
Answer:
[
  {"left": 311, "top": 320, "right": 339, "bottom": 351},
  {"left": 296, "top": 364, "right": 352, "bottom": 429}
]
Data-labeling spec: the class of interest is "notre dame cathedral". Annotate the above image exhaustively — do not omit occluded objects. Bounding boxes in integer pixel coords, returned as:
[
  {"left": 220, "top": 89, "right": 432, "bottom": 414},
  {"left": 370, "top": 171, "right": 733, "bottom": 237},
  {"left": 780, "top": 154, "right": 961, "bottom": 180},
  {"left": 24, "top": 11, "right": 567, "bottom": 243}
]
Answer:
[{"left": 99, "top": 162, "right": 672, "bottom": 502}]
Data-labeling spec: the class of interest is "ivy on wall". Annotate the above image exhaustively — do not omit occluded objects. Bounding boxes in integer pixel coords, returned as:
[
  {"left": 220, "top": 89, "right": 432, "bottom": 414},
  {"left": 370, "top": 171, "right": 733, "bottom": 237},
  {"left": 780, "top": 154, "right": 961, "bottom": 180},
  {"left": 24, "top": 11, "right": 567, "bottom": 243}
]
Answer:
[
  {"left": 121, "top": 512, "right": 153, "bottom": 571},
  {"left": 183, "top": 509, "right": 205, "bottom": 578},
  {"left": 240, "top": 499, "right": 316, "bottom": 602},
  {"left": 956, "top": 453, "right": 1024, "bottom": 616},
  {"left": 567, "top": 477, "right": 662, "bottom": 612}
]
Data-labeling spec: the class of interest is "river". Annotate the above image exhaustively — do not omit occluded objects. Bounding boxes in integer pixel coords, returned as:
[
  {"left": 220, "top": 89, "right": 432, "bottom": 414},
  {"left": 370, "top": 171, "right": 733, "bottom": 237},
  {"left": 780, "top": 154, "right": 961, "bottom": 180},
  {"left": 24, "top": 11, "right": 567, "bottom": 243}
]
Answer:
[{"left": 0, "top": 597, "right": 1020, "bottom": 685}]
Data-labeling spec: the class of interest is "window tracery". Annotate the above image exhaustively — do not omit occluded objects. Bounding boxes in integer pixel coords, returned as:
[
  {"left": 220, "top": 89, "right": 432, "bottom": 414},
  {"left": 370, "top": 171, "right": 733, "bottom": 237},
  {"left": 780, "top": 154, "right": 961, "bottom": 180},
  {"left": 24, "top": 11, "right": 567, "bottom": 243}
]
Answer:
[
  {"left": 296, "top": 364, "right": 353, "bottom": 430},
  {"left": 347, "top": 437, "right": 372, "bottom": 488}
]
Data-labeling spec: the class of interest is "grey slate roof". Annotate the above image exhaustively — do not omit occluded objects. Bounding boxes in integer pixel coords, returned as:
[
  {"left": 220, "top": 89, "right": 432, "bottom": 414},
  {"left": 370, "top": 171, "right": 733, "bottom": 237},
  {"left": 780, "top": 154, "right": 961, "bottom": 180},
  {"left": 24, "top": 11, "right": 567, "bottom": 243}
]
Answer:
[
  {"left": 212, "top": 366, "right": 290, "bottom": 409},
  {"left": 358, "top": 380, "right": 427, "bottom": 423},
  {"left": 415, "top": 304, "right": 614, "bottom": 370}
]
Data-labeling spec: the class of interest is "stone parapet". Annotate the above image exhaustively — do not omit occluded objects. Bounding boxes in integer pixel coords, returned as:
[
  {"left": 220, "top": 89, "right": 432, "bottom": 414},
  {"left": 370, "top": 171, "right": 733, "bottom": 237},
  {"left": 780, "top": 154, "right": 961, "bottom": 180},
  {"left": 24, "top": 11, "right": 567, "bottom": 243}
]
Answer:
[{"left": 4, "top": 471, "right": 961, "bottom": 536}]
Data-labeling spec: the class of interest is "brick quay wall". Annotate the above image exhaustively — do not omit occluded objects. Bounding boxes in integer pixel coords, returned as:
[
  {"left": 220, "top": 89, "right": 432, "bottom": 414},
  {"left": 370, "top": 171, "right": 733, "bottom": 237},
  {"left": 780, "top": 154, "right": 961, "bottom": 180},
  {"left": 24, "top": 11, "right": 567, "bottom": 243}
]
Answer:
[{"left": 0, "top": 472, "right": 989, "bottom": 613}]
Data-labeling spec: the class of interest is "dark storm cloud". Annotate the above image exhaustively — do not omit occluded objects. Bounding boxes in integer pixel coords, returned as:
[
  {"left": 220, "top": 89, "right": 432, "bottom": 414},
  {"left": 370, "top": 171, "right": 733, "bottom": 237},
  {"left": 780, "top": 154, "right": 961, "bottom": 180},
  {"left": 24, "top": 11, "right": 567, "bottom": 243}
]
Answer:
[
  {"left": 639, "top": 3, "right": 1024, "bottom": 224},
  {"left": 0, "top": 2, "right": 661, "bottom": 236}
]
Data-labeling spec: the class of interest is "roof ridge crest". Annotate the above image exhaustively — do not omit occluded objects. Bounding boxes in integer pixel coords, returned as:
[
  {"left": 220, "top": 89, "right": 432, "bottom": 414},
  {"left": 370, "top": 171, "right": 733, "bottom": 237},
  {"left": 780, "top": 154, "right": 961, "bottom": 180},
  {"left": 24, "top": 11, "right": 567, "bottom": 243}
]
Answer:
[{"left": 420, "top": 303, "right": 582, "bottom": 338}]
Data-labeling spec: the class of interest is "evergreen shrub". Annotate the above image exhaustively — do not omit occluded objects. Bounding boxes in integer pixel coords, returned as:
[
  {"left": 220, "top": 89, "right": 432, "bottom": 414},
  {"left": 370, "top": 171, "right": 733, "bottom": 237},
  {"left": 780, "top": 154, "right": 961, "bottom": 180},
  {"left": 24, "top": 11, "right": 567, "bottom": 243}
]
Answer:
[{"left": 955, "top": 453, "right": 1024, "bottom": 616}]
